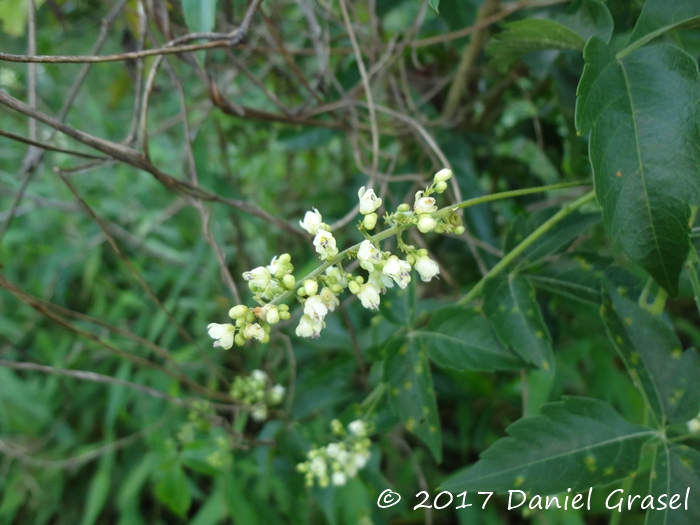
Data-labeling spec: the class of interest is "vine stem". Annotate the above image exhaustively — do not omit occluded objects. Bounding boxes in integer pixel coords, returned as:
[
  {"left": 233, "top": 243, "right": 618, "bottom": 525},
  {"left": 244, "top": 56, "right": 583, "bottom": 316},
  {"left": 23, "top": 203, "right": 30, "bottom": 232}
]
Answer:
[
  {"left": 269, "top": 180, "right": 588, "bottom": 306},
  {"left": 458, "top": 190, "right": 596, "bottom": 305}
]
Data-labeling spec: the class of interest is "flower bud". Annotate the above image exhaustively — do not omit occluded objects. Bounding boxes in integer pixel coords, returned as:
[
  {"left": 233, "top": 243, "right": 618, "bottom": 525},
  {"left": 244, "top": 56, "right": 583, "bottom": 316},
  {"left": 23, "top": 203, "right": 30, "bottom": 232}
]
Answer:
[
  {"left": 279, "top": 311, "right": 290, "bottom": 321},
  {"left": 229, "top": 305, "right": 249, "bottom": 319},
  {"left": 348, "top": 281, "right": 361, "bottom": 294},
  {"left": 397, "top": 203, "right": 411, "bottom": 212},
  {"left": 304, "top": 280, "right": 319, "bottom": 296},
  {"left": 235, "top": 317, "right": 246, "bottom": 327},
  {"left": 417, "top": 215, "right": 437, "bottom": 233},
  {"left": 406, "top": 253, "right": 416, "bottom": 265},
  {"left": 266, "top": 307, "right": 280, "bottom": 325},
  {"left": 417, "top": 249, "right": 428, "bottom": 257},
  {"left": 434, "top": 181, "right": 448, "bottom": 193},
  {"left": 454, "top": 225, "right": 465, "bottom": 235},
  {"left": 246, "top": 312, "right": 255, "bottom": 323},
  {"left": 330, "top": 284, "right": 343, "bottom": 294},
  {"left": 279, "top": 253, "right": 291, "bottom": 264},
  {"left": 261, "top": 333, "right": 270, "bottom": 344},
  {"left": 434, "top": 168, "right": 452, "bottom": 183},
  {"left": 282, "top": 274, "right": 296, "bottom": 289},
  {"left": 362, "top": 212, "right": 378, "bottom": 230},
  {"left": 234, "top": 333, "right": 246, "bottom": 346}
]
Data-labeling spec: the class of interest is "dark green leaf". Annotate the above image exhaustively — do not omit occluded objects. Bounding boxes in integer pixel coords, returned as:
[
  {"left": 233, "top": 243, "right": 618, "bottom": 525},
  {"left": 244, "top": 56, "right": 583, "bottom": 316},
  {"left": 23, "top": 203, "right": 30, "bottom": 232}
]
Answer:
[
  {"left": 504, "top": 207, "right": 601, "bottom": 269},
  {"left": 576, "top": 39, "right": 700, "bottom": 294},
  {"left": 440, "top": 397, "right": 655, "bottom": 494},
  {"left": 646, "top": 443, "right": 700, "bottom": 525},
  {"left": 181, "top": 0, "right": 218, "bottom": 33},
  {"left": 411, "top": 305, "right": 525, "bottom": 372},
  {"left": 486, "top": 19, "right": 586, "bottom": 68},
  {"left": 154, "top": 463, "right": 191, "bottom": 517},
  {"left": 555, "top": 0, "right": 613, "bottom": 43},
  {"left": 527, "top": 253, "right": 612, "bottom": 304},
  {"left": 601, "top": 283, "right": 700, "bottom": 425},
  {"left": 80, "top": 458, "right": 112, "bottom": 525},
  {"left": 483, "top": 274, "right": 554, "bottom": 370},
  {"left": 379, "top": 281, "right": 415, "bottom": 326},
  {"left": 383, "top": 336, "right": 442, "bottom": 461},
  {"left": 625, "top": 0, "right": 700, "bottom": 54}
]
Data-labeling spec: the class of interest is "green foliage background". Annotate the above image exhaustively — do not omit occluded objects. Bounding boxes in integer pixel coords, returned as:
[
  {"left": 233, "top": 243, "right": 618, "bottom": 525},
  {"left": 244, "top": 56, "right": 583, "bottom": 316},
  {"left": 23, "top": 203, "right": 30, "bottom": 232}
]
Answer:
[{"left": 1, "top": 0, "right": 700, "bottom": 524}]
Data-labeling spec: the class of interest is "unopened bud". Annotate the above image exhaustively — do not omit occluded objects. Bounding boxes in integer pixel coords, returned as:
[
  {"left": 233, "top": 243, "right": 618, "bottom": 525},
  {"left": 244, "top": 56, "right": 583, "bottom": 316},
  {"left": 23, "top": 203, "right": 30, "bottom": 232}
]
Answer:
[
  {"left": 454, "top": 225, "right": 465, "bottom": 235},
  {"left": 397, "top": 203, "right": 411, "bottom": 212},
  {"left": 363, "top": 213, "right": 378, "bottom": 230},
  {"left": 229, "top": 305, "right": 249, "bottom": 319},
  {"left": 304, "top": 280, "right": 318, "bottom": 296},
  {"left": 348, "top": 281, "right": 361, "bottom": 294},
  {"left": 266, "top": 307, "right": 280, "bottom": 324},
  {"left": 434, "top": 168, "right": 452, "bottom": 183},
  {"left": 234, "top": 333, "right": 246, "bottom": 346},
  {"left": 417, "top": 215, "right": 437, "bottom": 233},
  {"left": 283, "top": 274, "right": 296, "bottom": 289},
  {"left": 434, "top": 181, "right": 448, "bottom": 193}
]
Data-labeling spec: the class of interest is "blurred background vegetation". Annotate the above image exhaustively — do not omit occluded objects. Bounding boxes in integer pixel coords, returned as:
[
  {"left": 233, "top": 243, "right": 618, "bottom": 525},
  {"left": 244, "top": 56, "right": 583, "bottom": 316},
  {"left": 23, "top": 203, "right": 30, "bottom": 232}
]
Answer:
[{"left": 1, "top": 0, "right": 699, "bottom": 524}]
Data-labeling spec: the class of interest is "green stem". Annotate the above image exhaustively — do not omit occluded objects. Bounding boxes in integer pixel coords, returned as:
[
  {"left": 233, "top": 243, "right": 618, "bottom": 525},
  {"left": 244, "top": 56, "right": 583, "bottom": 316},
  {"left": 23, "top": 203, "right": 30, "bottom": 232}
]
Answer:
[
  {"left": 269, "top": 180, "right": 589, "bottom": 306},
  {"left": 458, "top": 190, "right": 596, "bottom": 305}
]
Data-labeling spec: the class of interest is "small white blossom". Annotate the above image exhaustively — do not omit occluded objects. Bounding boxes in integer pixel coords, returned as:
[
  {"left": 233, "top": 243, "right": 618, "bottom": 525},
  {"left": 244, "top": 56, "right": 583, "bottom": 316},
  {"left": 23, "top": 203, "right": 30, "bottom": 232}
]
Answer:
[
  {"left": 304, "top": 294, "right": 329, "bottom": 321},
  {"left": 382, "top": 256, "right": 412, "bottom": 289},
  {"left": 332, "top": 472, "right": 347, "bottom": 486},
  {"left": 251, "top": 405, "right": 268, "bottom": 421},
  {"left": 267, "top": 256, "right": 284, "bottom": 277},
  {"left": 357, "top": 282, "right": 381, "bottom": 310},
  {"left": 320, "top": 287, "right": 340, "bottom": 312},
  {"left": 300, "top": 208, "right": 323, "bottom": 235},
  {"left": 243, "top": 266, "right": 271, "bottom": 289},
  {"left": 326, "top": 443, "right": 342, "bottom": 458},
  {"left": 414, "top": 191, "right": 438, "bottom": 214},
  {"left": 244, "top": 323, "right": 266, "bottom": 341},
  {"left": 269, "top": 384, "right": 286, "bottom": 405},
  {"left": 310, "top": 456, "right": 327, "bottom": 476},
  {"left": 251, "top": 369, "right": 267, "bottom": 383},
  {"left": 357, "top": 240, "right": 382, "bottom": 271},
  {"left": 326, "top": 266, "right": 348, "bottom": 289},
  {"left": 414, "top": 255, "right": 440, "bottom": 282},
  {"left": 348, "top": 420, "right": 366, "bottom": 437},
  {"left": 296, "top": 314, "right": 323, "bottom": 338},
  {"left": 313, "top": 228, "right": 338, "bottom": 260},
  {"left": 358, "top": 186, "right": 382, "bottom": 215},
  {"left": 207, "top": 323, "right": 235, "bottom": 349},
  {"left": 368, "top": 270, "right": 393, "bottom": 292}
]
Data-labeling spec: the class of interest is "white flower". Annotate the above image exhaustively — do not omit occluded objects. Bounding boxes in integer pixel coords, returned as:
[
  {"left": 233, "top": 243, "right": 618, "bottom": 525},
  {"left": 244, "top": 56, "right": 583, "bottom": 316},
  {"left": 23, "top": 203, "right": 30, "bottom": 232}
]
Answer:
[
  {"left": 326, "top": 443, "right": 342, "bottom": 458},
  {"left": 357, "top": 240, "right": 382, "bottom": 271},
  {"left": 414, "top": 255, "right": 440, "bottom": 282},
  {"left": 251, "top": 405, "right": 268, "bottom": 421},
  {"left": 313, "top": 229, "right": 338, "bottom": 260},
  {"left": 357, "top": 282, "right": 381, "bottom": 310},
  {"left": 304, "top": 294, "right": 329, "bottom": 321},
  {"left": 417, "top": 215, "right": 437, "bottom": 233},
  {"left": 689, "top": 417, "right": 700, "bottom": 434},
  {"left": 310, "top": 456, "right": 327, "bottom": 476},
  {"left": 332, "top": 472, "right": 347, "bottom": 486},
  {"left": 358, "top": 186, "right": 382, "bottom": 215},
  {"left": 368, "top": 269, "right": 393, "bottom": 291},
  {"left": 269, "top": 384, "right": 286, "bottom": 405},
  {"left": 382, "top": 256, "right": 411, "bottom": 289},
  {"left": 348, "top": 420, "right": 366, "bottom": 437},
  {"left": 414, "top": 191, "right": 437, "bottom": 214},
  {"left": 251, "top": 369, "right": 267, "bottom": 383},
  {"left": 243, "top": 266, "right": 271, "bottom": 289},
  {"left": 326, "top": 266, "right": 348, "bottom": 289},
  {"left": 267, "top": 256, "right": 285, "bottom": 278},
  {"left": 352, "top": 451, "right": 369, "bottom": 470},
  {"left": 320, "top": 287, "right": 340, "bottom": 311},
  {"left": 244, "top": 323, "right": 266, "bottom": 341},
  {"left": 296, "top": 314, "right": 324, "bottom": 338},
  {"left": 300, "top": 208, "right": 323, "bottom": 235},
  {"left": 207, "top": 323, "right": 236, "bottom": 349}
]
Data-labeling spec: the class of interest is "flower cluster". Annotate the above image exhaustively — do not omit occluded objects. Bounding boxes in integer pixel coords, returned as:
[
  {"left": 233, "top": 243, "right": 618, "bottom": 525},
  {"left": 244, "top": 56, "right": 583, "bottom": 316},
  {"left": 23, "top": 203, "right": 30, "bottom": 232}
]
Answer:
[
  {"left": 207, "top": 168, "right": 460, "bottom": 346},
  {"left": 230, "top": 369, "right": 285, "bottom": 421},
  {"left": 296, "top": 419, "right": 372, "bottom": 487}
]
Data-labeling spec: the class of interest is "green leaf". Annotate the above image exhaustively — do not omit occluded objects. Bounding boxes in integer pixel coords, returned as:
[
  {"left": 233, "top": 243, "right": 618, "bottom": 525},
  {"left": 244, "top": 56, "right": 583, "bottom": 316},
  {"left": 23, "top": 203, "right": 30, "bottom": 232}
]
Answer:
[
  {"left": 429, "top": 0, "right": 439, "bottom": 13},
  {"left": 80, "top": 457, "right": 113, "bottom": 525},
  {"left": 440, "top": 397, "right": 655, "bottom": 494},
  {"left": 646, "top": 443, "right": 700, "bottom": 525},
  {"left": 555, "top": 0, "right": 613, "bottom": 43},
  {"left": 411, "top": 305, "right": 525, "bottom": 372},
  {"left": 504, "top": 207, "right": 601, "bottom": 269},
  {"left": 600, "top": 283, "right": 700, "bottom": 425},
  {"left": 483, "top": 274, "right": 554, "bottom": 370},
  {"left": 624, "top": 0, "right": 700, "bottom": 56},
  {"left": 181, "top": 0, "right": 218, "bottom": 34},
  {"left": 575, "top": 39, "right": 700, "bottom": 295},
  {"left": 527, "top": 253, "right": 613, "bottom": 305},
  {"left": 486, "top": 19, "right": 586, "bottom": 68},
  {"left": 154, "top": 463, "right": 191, "bottom": 518},
  {"left": 383, "top": 336, "right": 442, "bottom": 461},
  {"left": 190, "top": 486, "right": 226, "bottom": 525}
]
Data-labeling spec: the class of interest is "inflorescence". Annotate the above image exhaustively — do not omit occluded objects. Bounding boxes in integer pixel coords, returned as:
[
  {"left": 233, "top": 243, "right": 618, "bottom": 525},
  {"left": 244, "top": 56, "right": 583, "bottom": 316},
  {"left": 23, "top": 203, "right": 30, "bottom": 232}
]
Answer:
[{"left": 207, "top": 168, "right": 461, "bottom": 347}]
